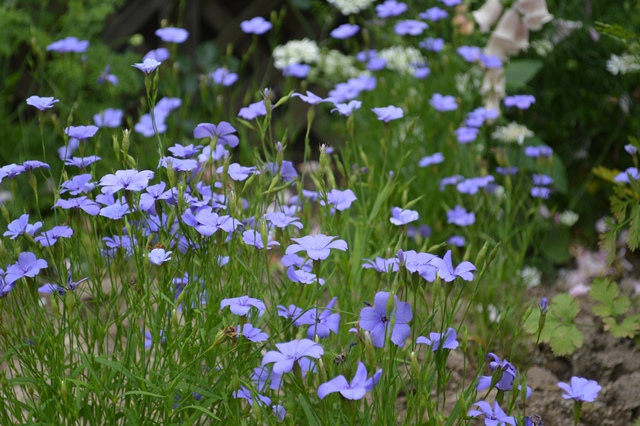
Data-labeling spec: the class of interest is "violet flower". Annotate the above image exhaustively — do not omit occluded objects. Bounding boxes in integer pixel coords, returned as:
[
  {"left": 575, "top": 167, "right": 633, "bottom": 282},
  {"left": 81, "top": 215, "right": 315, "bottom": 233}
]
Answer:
[
  {"left": 331, "top": 100, "right": 362, "bottom": 116},
  {"left": 318, "top": 362, "right": 382, "bottom": 400},
  {"left": 321, "top": 188, "right": 357, "bottom": 211},
  {"left": 419, "top": 7, "right": 449, "bottom": 21},
  {"left": 64, "top": 125, "right": 98, "bottom": 141},
  {"left": 457, "top": 46, "right": 482, "bottom": 62},
  {"left": 34, "top": 226, "right": 73, "bottom": 247},
  {"left": 291, "top": 91, "right": 333, "bottom": 105},
  {"left": 168, "top": 144, "right": 202, "bottom": 159},
  {"left": 132, "top": 58, "right": 162, "bottom": 74},
  {"left": 5, "top": 252, "right": 48, "bottom": 285},
  {"left": 468, "top": 401, "right": 516, "bottom": 426},
  {"left": 362, "top": 257, "right": 399, "bottom": 273},
  {"left": 390, "top": 207, "right": 419, "bottom": 226},
  {"left": 60, "top": 174, "right": 96, "bottom": 195},
  {"left": 429, "top": 250, "right": 476, "bottom": 282},
  {"left": 65, "top": 156, "right": 101, "bottom": 168},
  {"left": 455, "top": 127, "right": 479, "bottom": 144},
  {"left": 524, "top": 145, "right": 553, "bottom": 158},
  {"left": 277, "top": 304, "right": 303, "bottom": 322},
  {"left": 430, "top": 94, "right": 458, "bottom": 112},
  {"left": 360, "top": 292, "right": 412, "bottom": 348},
  {"left": 38, "top": 269, "right": 88, "bottom": 296},
  {"left": 417, "top": 327, "right": 459, "bottom": 351},
  {"left": 372, "top": 106, "right": 403, "bottom": 123},
  {"left": 532, "top": 174, "right": 553, "bottom": 186},
  {"left": 330, "top": 24, "right": 360, "bottom": 39},
  {"left": 294, "top": 297, "right": 340, "bottom": 339},
  {"left": 143, "top": 48, "right": 170, "bottom": 62},
  {"left": 376, "top": 0, "right": 407, "bottom": 18},
  {"left": 4, "top": 214, "right": 43, "bottom": 239},
  {"left": 26, "top": 96, "right": 59, "bottom": 111},
  {"left": 54, "top": 196, "right": 101, "bottom": 216},
  {"left": 155, "top": 27, "right": 189, "bottom": 43},
  {"left": 193, "top": 122, "right": 239, "bottom": 148},
  {"left": 395, "top": 20, "right": 428, "bottom": 36},
  {"left": 148, "top": 248, "right": 172, "bottom": 265},
  {"left": 46, "top": 36, "right": 88, "bottom": 53},
  {"left": 558, "top": 376, "right": 601, "bottom": 402},
  {"left": 419, "top": 152, "right": 445, "bottom": 168},
  {"left": 0, "top": 270, "right": 16, "bottom": 297},
  {"left": 261, "top": 339, "right": 324, "bottom": 374},
  {"left": 283, "top": 64, "right": 311, "bottom": 78},
  {"left": 220, "top": 295, "right": 266, "bottom": 317},
  {"left": 504, "top": 95, "right": 536, "bottom": 109},
  {"left": 240, "top": 17, "right": 272, "bottom": 34},
  {"left": 210, "top": 68, "right": 238, "bottom": 86},
  {"left": 447, "top": 205, "right": 475, "bottom": 226},
  {"left": 419, "top": 37, "right": 445, "bottom": 52},
  {"left": 238, "top": 100, "right": 267, "bottom": 120},
  {"left": 264, "top": 212, "right": 303, "bottom": 230},
  {"left": 285, "top": 235, "right": 348, "bottom": 261},
  {"left": 99, "top": 169, "right": 154, "bottom": 194},
  {"left": 93, "top": 108, "right": 123, "bottom": 128},
  {"left": 243, "top": 229, "right": 280, "bottom": 250},
  {"left": 216, "top": 163, "right": 256, "bottom": 181},
  {"left": 237, "top": 324, "right": 269, "bottom": 342},
  {"left": 530, "top": 187, "right": 551, "bottom": 199}
]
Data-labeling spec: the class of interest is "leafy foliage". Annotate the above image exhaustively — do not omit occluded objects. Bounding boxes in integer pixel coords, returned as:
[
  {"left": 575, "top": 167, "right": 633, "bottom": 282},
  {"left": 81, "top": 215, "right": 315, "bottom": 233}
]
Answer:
[
  {"left": 525, "top": 294, "right": 584, "bottom": 356},
  {"left": 589, "top": 278, "right": 640, "bottom": 338}
]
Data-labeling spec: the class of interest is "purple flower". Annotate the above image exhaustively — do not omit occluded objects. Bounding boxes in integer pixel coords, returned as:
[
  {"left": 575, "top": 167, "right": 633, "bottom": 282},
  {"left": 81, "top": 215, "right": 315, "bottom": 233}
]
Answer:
[
  {"left": 295, "top": 297, "right": 340, "bottom": 339},
  {"left": 540, "top": 297, "right": 548, "bottom": 314},
  {"left": 466, "top": 107, "right": 499, "bottom": 127},
  {"left": 457, "top": 46, "right": 482, "bottom": 62},
  {"left": 54, "top": 196, "right": 101, "bottom": 216},
  {"left": 532, "top": 174, "right": 553, "bottom": 186},
  {"left": 321, "top": 189, "right": 357, "bottom": 211},
  {"left": 4, "top": 214, "right": 42, "bottom": 239},
  {"left": 143, "top": 48, "right": 170, "bottom": 62},
  {"left": 155, "top": 27, "right": 189, "bottom": 43},
  {"left": 210, "top": 68, "right": 238, "bottom": 86},
  {"left": 283, "top": 64, "right": 311, "bottom": 78},
  {"left": 0, "top": 270, "right": 16, "bottom": 297},
  {"left": 22, "top": 161, "right": 50, "bottom": 172},
  {"left": 419, "top": 37, "right": 445, "bottom": 52},
  {"left": 34, "top": 226, "right": 73, "bottom": 247},
  {"left": 430, "top": 94, "right": 458, "bottom": 112},
  {"left": 148, "top": 248, "right": 172, "bottom": 265},
  {"left": 93, "top": 108, "right": 123, "bottom": 128},
  {"left": 362, "top": 257, "right": 399, "bottom": 273},
  {"left": 440, "top": 0, "right": 461, "bottom": 6},
  {"left": 132, "top": 58, "right": 162, "bottom": 74},
  {"left": 448, "top": 235, "right": 465, "bottom": 247},
  {"left": 330, "top": 24, "right": 360, "bottom": 39},
  {"left": 285, "top": 235, "right": 348, "bottom": 261},
  {"left": 221, "top": 295, "right": 266, "bottom": 317},
  {"left": 524, "top": 145, "right": 553, "bottom": 158},
  {"left": 625, "top": 144, "right": 638, "bottom": 155},
  {"left": 417, "top": 327, "right": 459, "bottom": 351},
  {"left": 243, "top": 229, "right": 280, "bottom": 250},
  {"left": 237, "top": 324, "right": 269, "bottom": 342},
  {"left": 456, "top": 175, "right": 495, "bottom": 195},
  {"left": 455, "top": 127, "right": 480, "bottom": 144},
  {"left": 376, "top": 0, "right": 407, "bottom": 18},
  {"left": 193, "top": 122, "right": 239, "bottom": 148},
  {"left": 38, "top": 269, "right": 88, "bottom": 296},
  {"left": 395, "top": 20, "right": 428, "bottom": 36},
  {"left": 99, "top": 169, "right": 154, "bottom": 194},
  {"left": 97, "top": 65, "right": 118, "bottom": 86},
  {"left": 360, "top": 292, "right": 412, "bottom": 348},
  {"left": 530, "top": 186, "right": 551, "bottom": 199},
  {"left": 64, "top": 125, "right": 98, "bottom": 141},
  {"left": 429, "top": 250, "right": 476, "bottom": 282},
  {"left": 418, "top": 152, "right": 444, "bottom": 167},
  {"left": 414, "top": 67, "right": 431, "bottom": 79},
  {"left": 217, "top": 163, "right": 256, "bottom": 181},
  {"left": 504, "top": 95, "right": 536, "bottom": 109},
  {"left": 318, "top": 362, "right": 382, "bottom": 400},
  {"left": 476, "top": 353, "right": 519, "bottom": 393},
  {"left": 233, "top": 386, "right": 271, "bottom": 407},
  {"left": 99, "top": 200, "right": 130, "bottom": 220},
  {"left": 291, "top": 91, "right": 333, "bottom": 105},
  {"left": 238, "top": 100, "right": 267, "bottom": 120},
  {"left": 331, "top": 100, "right": 362, "bottom": 116},
  {"left": 419, "top": 7, "right": 448, "bottom": 21},
  {"left": 287, "top": 268, "right": 324, "bottom": 285},
  {"left": 46, "top": 36, "right": 89, "bottom": 53},
  {"left": 372, "top": 106, "right": 403, "bottom": 122},
  {"left": 496, "top": 166, "right": 519, "bottom": 176},
  {"left": 447, "top": 205, "right": 475, "bottom": 226},
  {"left": 277, "top": 304, "right": 303, "bottom": 321},
  {"left": 240, "top": 17, "right": 272, "bottom": 35},
  {"left": 265, "top": 212, "right": 303, "bottom": 229},
  {"left": 26, "top": 96, "right": 59, "bottom": 111},
  {"left": 390, "top": 207, "right": 419, "bottom": 225},
  {"left": 558, "top": 377, "right": 601, "bottom": 402},
  {"left": 261, "top": 339, "right": 324, "bottom": 374},
  {"left": 480, "top": 54, "right": 503, "bottom": 69},
  {"left": 5, "top": 252, "right": 48, "bottom": 285},
  {"left": 264, "top": 161, "right": 298, "bottom": 182},
  {"left": 65, "top": 156, "right": 101, "bottom": 168},
  {"left": 401, "top": 250, "right": 437, "bottom": 281},
  {"left": 468, "top": 401, "right": 516, "bottom": 426}
]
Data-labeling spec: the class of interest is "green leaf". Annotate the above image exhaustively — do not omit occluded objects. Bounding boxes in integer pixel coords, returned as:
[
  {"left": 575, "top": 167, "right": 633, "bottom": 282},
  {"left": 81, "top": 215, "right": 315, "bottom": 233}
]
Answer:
[
  {"left": 540, "top": 227, "right": 571, "bottom": 264},
  {"left": 505, "top": 59, "right": 543, "bottom": 89},
  {"left": 604, "top": 316, "right": 640, "bottom": 338},
  {"left": 298, "top": 395, "right": 322, "bottom": 426},
  {"left": 525, "top": 293, "right": 584, "bottom": 356},
  {"left": 593, "top": 22, "right": 636, "bottom": 44},
  {"left": 546, "top": 323, "right": 584, "bottom": 356}
]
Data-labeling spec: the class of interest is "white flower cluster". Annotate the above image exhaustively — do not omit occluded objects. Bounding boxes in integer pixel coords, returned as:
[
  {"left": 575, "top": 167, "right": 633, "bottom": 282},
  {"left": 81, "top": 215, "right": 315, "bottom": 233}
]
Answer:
[
  {"left": 378, "top": 46, "right": 425, "bottom": 74},
  {"left": 309, "top": 49, "right": 360, "bottom": 82},
  {"left": 272, "top": 38, "right": 320, "bottom": 69},
  {"left": 606, "top": 53, "right": 640, "bottom": 75},
  {"left": 326, "top": 0, "right": 375, "bottom": 15},
  {"left": 551, "top": 19, "right": 583, "bottom": 44},
  {"left": 559, "top": 210, "right": 579, "bottom": 227},
  {"left": 531, "top": 39, "right": 554, "bottom": 57},
  {"left": 491, "top": 122, "right": 534, "bottom": 145}
]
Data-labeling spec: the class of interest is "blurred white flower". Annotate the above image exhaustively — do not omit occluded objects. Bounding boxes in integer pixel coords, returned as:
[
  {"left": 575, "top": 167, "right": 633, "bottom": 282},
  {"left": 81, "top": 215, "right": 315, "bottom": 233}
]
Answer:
[
  {"left": 378, "top": 46, "right": 425, "bottom": 74},
  {"left": 519, "top": 266, "right": 541, "bottom": 289},
  {"left": 273, "top": 39, "right": 320, "bottom": 69},
  {"left": 491, "top": 122, "right": 533, "bottom": 144},
  {"left": 327, "top": 0, "right": 375, "bottom": 15},
  {"left": 559, "top": 210, "right": 579, "bottom": 227}
]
